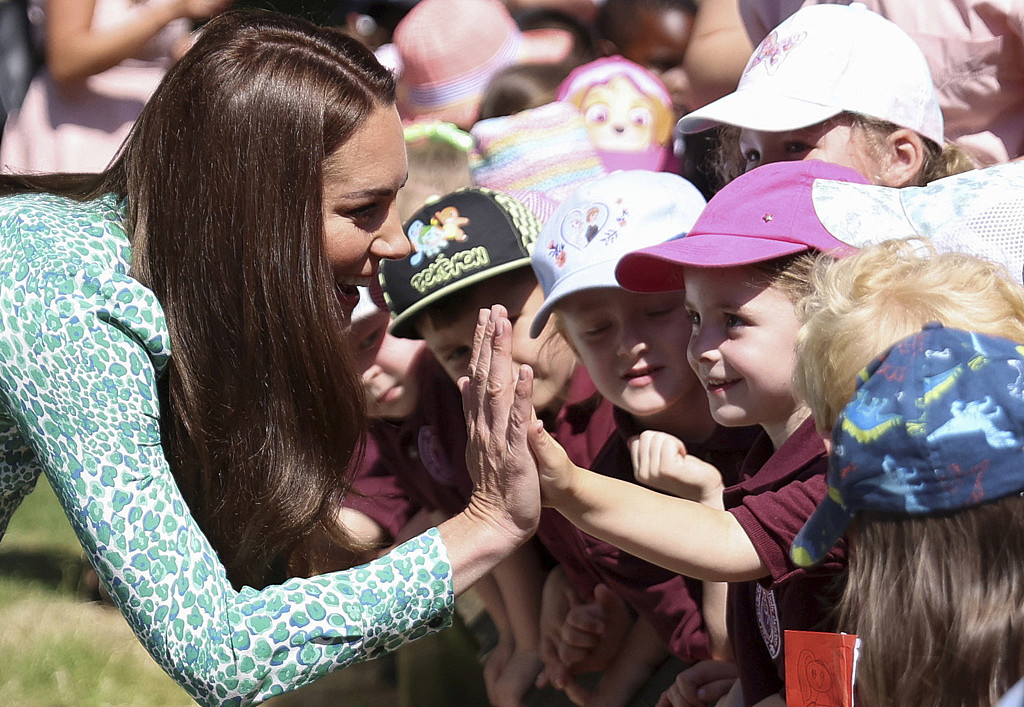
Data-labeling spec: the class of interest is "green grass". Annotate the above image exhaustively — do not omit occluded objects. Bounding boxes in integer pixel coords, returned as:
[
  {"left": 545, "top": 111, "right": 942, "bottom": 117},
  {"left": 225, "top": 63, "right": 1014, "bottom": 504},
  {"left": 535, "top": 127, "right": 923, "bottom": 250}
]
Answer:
[{"left": 0, "top": 479, "right": 197, "bottom": 706}]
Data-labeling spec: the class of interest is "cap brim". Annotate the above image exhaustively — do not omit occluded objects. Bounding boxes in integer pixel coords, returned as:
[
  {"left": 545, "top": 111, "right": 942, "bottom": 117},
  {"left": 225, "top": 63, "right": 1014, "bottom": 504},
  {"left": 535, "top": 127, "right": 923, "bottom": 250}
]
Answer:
[
  {"left": 388, "top": 259, "right": 533, "bottom": 339},
  {"left": 529, "top": 262, "right": 620, "bottom": 338},
  {"left": 677, "top": 89, "right": 842, "bottom": 135},
  {"left": 398, "top": 96, "right": 480, "bottom": 131},
  {"left": 790, "top": 490, "right": 854, "bottom": 568},
  {"left": 615, "top": 234, "right": 812, "bottom": 292},
  {"left": 812, "top": 179, "right": 917, "bottom": 248}
]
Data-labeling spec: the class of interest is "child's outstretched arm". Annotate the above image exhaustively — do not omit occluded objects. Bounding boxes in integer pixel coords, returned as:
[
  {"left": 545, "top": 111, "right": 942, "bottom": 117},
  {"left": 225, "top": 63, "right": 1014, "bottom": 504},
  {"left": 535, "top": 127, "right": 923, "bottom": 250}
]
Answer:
[
  {"left": 529, "top": 425, "right": 766, "bottom": 583},
  {"left": 629, "top": 430, "right": 724, "bottom": 504}
]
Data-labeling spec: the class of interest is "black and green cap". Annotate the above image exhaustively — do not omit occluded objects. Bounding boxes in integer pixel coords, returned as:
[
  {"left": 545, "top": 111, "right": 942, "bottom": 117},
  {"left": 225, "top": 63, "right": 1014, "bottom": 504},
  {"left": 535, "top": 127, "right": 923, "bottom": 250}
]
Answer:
[{"left": 380, "top": 187, "right": 542, "bottom": 339}]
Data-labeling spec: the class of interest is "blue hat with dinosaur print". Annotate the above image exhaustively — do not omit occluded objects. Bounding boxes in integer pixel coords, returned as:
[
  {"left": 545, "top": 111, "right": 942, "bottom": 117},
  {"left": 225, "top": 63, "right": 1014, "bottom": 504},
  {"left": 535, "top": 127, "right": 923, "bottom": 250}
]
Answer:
[{"left": 792, "top": 323, "right": 1024, "bottom": 567}]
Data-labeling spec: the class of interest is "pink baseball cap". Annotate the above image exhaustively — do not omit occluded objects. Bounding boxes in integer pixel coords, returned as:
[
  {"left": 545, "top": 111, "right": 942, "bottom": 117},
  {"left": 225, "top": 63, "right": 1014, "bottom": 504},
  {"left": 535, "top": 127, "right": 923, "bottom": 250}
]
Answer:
[{"left": 615, "top": 160, "right": 869, "bottom": 292}]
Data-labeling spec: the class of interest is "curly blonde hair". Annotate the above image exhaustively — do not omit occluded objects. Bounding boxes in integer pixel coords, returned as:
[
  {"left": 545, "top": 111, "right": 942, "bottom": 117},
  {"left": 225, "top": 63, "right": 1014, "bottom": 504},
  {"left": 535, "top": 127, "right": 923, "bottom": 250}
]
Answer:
[{"left": 794, "top": 238, "right": 1024, "bottom": 431}]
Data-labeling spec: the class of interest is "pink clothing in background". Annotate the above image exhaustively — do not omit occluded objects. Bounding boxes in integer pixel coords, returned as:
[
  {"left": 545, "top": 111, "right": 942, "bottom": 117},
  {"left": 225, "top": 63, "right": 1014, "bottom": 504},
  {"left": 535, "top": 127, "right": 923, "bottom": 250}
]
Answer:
[
  {"left": 0, "top": 0, "right": 190, "bottom": 173},
  {"left": 739, "top": 0, "right": 1024, "bottom": 165}
]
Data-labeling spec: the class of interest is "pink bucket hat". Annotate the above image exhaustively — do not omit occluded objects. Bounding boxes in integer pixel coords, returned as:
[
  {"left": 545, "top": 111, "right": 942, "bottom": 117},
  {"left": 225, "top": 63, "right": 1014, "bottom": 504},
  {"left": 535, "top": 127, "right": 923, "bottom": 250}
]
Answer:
[
  {"left": 615, "top": 160, "right": 869, "bottom": 292},
  {"left": 393, "top": 0, "right": 574, "bottom": 129}
]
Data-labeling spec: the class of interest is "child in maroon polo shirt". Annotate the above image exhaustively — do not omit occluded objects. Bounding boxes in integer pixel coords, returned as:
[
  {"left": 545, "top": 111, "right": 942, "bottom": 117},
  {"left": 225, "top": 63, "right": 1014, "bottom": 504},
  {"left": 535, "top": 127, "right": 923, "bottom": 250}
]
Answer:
[
  {"left": 380, "top": 188, "right": 581, "bottom": 706},
  {"left": 527, "top": 170, "right": 759, "bottom": 705},
  {"left": 516, "top": 161, "right": 869, "bottom": 706},
  {"left": 337, "top": 286, "right": 460, "bottom": 553}
]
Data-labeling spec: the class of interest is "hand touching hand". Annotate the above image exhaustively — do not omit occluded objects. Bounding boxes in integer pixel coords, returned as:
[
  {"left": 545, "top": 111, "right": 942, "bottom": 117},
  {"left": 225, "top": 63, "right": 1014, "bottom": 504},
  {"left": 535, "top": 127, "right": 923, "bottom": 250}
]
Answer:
[
  {"left": 526, "top": 418, "right": 582, "bottom": 509},
  {"left": 461, "top": 306, "right": 541, "bottom": 548}
]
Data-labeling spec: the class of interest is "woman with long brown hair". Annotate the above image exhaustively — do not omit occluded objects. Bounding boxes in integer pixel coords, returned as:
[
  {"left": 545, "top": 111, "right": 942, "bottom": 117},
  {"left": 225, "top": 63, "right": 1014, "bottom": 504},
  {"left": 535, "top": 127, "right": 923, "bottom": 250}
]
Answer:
[{"left": 0, "top": 10, "right": 539, "bottom": 705}]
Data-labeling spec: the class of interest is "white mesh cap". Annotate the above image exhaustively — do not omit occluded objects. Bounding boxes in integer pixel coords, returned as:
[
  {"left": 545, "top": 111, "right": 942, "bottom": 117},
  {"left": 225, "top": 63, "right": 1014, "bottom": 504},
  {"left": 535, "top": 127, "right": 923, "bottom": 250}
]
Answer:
[
  {"left": 812, "top": 161, "right": 1024, "bottom": 285},
  {"left": 677, "top": 3, "right": 944, "bottom": 146}
]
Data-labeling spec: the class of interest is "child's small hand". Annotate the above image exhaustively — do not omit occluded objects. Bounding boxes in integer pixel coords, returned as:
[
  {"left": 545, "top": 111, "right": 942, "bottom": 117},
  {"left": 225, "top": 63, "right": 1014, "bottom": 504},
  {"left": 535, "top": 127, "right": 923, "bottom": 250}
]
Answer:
[
  {"left": 558, "top": 584, "right": 631, "bottom": 672},
  {"left": 538, "top": 566, "right": 575, "bottom": 691},
  {"left": 629, "top": 430, "right": 724, "bottom": 506},
  {"left": 484, "top": 630, "right": 516, "bottom": 700},
  {"left": 489, "top": 647, "right": 544, "bottom": 707},
  {"left": 655, "top": 659, "right": 738, "bottom": 707},
  {"left": 528, "top": 421, "right": 581, "bottom": 508}
]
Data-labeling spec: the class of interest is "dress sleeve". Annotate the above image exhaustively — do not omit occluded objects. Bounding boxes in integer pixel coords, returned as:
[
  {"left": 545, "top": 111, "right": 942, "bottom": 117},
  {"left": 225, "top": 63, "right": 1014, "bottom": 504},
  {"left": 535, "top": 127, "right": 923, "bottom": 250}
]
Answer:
[{"left": 0, "top": 198, "right": 454, "bottom": 706}]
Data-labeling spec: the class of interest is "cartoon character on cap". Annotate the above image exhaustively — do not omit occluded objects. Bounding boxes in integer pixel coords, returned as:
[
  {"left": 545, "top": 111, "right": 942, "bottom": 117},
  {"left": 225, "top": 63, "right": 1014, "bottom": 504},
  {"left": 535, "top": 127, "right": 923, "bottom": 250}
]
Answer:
[
  {"left": 406, "top": 203, "right": 471, "bottom": 266},
  {"left": 557, "top": 57, "right": 676, "bottom": 172}
]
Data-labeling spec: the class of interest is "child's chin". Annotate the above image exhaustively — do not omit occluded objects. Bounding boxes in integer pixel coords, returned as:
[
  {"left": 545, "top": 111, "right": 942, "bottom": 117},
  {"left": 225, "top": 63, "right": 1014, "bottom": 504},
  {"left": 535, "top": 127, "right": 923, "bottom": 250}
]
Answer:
[{"left": 710, "top": 407, "right": 750, "bottom": 428}]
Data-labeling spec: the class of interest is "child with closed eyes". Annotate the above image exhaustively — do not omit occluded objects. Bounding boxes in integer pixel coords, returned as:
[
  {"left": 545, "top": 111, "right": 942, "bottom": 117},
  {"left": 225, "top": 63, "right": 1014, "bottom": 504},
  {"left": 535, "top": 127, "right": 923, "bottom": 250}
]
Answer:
[
  {"left": 505, "top": 159, "right": 871, "bottom": 707},
  {"left": 528, "top": 170, "right": 758, "bottom": 705}
]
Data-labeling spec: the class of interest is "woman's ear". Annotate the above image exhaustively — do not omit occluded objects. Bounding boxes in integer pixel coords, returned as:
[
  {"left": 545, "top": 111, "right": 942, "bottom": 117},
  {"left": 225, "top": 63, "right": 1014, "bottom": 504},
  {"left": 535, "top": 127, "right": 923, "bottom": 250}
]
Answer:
[{"left": 879, "top": 128, "right": 926, "bottom": 187}]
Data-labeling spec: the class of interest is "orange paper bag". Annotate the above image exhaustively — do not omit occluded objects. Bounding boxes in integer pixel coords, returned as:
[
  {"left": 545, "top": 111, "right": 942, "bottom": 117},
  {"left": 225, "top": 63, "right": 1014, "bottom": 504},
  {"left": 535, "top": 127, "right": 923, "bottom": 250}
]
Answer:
[{"left": 784, "top": 630, "right": 859, "bottom": 706}]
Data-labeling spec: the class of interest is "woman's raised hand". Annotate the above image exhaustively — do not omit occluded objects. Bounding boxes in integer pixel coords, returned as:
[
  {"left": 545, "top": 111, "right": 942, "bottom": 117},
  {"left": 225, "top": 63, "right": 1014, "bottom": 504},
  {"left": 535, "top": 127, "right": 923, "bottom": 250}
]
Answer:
[{"left": 461, "top": 306, "right": 541, "bottom": 546}]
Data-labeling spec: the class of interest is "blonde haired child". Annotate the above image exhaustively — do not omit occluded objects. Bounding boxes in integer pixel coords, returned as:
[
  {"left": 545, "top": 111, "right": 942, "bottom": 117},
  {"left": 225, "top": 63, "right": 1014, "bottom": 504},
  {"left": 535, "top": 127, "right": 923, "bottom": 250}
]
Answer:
[
  {"left": 791, "top": 324, "right": 1024, "bottom": 706},
  {"left": 469, "top": 160, "right": 873, "bottom": 706},
  {"left": 794, "top": 239, "right": 1024, "bottom": 432},
  {"left": 787, "top": 239, "right": 1024, "bottom": 706}
]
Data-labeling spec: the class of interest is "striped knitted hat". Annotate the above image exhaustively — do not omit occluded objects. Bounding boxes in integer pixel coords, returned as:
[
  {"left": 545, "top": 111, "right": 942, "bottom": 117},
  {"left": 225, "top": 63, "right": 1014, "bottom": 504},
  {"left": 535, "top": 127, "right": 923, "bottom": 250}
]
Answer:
[{"left": 470, "top": 101, "right": 607, "bottom": 221}]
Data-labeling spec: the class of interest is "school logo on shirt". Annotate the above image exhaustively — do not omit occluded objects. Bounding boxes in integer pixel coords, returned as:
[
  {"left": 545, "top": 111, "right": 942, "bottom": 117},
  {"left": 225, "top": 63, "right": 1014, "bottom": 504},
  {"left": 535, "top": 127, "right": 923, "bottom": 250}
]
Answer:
[
  {"left": 756, "top": 584, "right": 782, "bottom": 659},
  {"left": 418, "top": 426, "right": 458, "bottom": 487}
]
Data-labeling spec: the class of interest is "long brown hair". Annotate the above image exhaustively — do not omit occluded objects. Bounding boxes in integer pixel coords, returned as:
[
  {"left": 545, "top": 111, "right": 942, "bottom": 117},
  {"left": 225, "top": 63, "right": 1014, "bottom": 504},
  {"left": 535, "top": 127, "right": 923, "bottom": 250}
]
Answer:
[
  {"left": 842, "top": 498, "right": 1024, "bottom": 706},
  {"left": 1, "top": 11, "right": 397, "bottom": 588}
]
